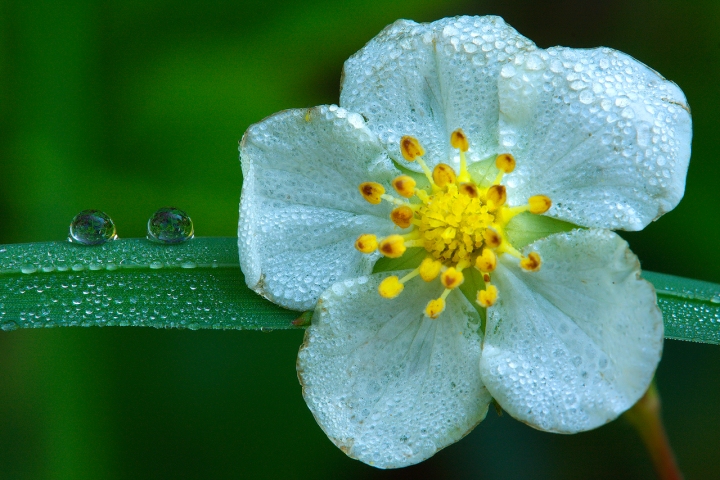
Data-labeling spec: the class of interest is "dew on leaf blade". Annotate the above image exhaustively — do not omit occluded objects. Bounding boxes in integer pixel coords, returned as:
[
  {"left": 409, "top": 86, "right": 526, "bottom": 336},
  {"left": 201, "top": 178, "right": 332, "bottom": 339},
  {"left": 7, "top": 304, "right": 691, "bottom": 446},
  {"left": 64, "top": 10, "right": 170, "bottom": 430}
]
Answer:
[
  {"left": 68, "top": 210, "right": 117, "bottom": 245},
  {"left": 147, "top": 207, "right": 194, "bottom": 244}
]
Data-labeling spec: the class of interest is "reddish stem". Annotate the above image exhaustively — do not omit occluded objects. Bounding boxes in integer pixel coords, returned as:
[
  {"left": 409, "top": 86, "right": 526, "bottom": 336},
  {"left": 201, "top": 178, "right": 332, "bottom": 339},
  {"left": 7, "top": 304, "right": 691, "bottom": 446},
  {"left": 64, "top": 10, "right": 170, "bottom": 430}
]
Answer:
[{"left": 624, "top": 382, "right": 683, "bottom": 480}]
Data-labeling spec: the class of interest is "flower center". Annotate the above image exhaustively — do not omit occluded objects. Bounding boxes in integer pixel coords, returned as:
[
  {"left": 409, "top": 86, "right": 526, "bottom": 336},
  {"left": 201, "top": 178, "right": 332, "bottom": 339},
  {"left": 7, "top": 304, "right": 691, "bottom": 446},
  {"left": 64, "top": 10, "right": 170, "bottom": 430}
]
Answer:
[
  {"left": 417, "top": 183, "right": 493, "bottom": 264},
  {"left": 356, "top": 129, "right": 551, "bottom": 319}
]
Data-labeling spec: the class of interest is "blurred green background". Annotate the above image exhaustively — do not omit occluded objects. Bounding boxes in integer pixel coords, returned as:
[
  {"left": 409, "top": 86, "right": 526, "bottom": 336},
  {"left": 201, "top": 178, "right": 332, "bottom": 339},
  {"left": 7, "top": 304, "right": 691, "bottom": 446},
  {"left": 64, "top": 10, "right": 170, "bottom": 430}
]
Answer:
[{"left": 1, "top": 0, "right": 719, "bottom": 478}]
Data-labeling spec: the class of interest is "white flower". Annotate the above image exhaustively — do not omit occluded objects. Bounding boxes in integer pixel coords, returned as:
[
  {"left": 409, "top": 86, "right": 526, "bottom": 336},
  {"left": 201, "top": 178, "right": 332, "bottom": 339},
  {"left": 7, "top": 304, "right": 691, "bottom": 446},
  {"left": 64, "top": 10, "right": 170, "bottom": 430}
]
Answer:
[{"left": 238, "top": 16, "right": 691, "bottom": 469}]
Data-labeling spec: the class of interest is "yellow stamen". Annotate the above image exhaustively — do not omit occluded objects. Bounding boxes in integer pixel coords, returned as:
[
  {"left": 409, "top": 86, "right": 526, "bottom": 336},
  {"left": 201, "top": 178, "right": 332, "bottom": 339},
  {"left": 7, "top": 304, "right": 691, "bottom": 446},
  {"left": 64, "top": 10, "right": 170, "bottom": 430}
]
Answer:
[
  {"left": 495, "top": 153, "right": 515, "bottom": 173},
  {"left": 528, "top": 195, "right": 552, "bottom": 214},
  {"left": 459, "top": 183, "right": 479, "bottom": 198},
  {"left": 451, "top": 129, "right": 471, "bottom": 183},
  {"left": 354, "top": 234, "right": 377, "bottom": 254},
  {"left": 392, "top": 175, "right": 417, "bottom": 198},
  {"left": 486, "top": 185, "right": 507, "bottom": 209},
  {"left": 520, "top": 252, "right": 542, "bottom": 272},
  {"left": 390, "top": 206, "right": 415, "bottom": 229},
  {"left": 425, "top": 297, "right": 446, "bottom": 319},
  {"left": 419, "top": 257, "right": 443, "bottom": 282},
  {"left": 432, "top": 163, "right": 457, "bottom": 188},
  {"left": 378, "top": 235, "right": 406, "bottom": 258},
  {"left": 493, "top": 153, "right": 515, "bottom": 185},
  {"left": 450, "top": 129, "right": 469, "bottom": 152},
  {"left": 483, "top": 228, "right": 502, "bottom": 249},
  {"left": 359, "top": 182, "right": 385, "bottom": 204},
  {"left": 477, "top": 284, "right": 498, "bottom": 307},
  {"left": 378, "top": 276, "right": 404, "bottom": 299},
  {"left": 400, "top": 136, "right": 425, "bottom": 161},
  {"left": 441, "top": 267, "right": 464, "bottom": 289},
  {"left": 475, "top": 248, "right": 497, "bottom": 272}
]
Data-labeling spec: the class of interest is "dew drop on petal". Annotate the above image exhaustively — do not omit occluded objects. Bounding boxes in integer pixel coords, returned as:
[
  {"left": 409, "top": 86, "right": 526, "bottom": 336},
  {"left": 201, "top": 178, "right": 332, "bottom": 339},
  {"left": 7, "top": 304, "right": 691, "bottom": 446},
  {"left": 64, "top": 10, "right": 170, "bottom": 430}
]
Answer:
[
  {"left": 147, "top": 207, "right": 194, "bottom": 244},
  {"left": 68, "top": 210, "right": 118, "bottom": 246}
]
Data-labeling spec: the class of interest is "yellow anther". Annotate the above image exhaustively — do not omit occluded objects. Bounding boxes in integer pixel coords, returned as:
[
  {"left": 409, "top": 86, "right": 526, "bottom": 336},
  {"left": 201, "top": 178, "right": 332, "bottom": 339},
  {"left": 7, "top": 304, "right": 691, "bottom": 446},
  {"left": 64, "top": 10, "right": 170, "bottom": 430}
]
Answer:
[
  {"left": 441, "top": 267, "right": 465, "bottom": 289},
  {"left": 354, "top": 234, "right": 378, "bottom": 254},
  {"left": 477, "top": 285, "right": 499, "bottom": 307},
  {"left": 378, "top": 276, "right": 404, "bottom": 299},
  {"left": 459, "top": 183, "right": 479, "bottom": 198},
  {"left": 432, "top": 163, "right": 457, "bottom": 188},
  {"left": 392, "top": 175, "right": 416, "bottom": 198},
  {"left": 390, "top": 206, "right": 415, "bottom": 229},
  {"left": 425, "top": 297, "right": 446, "bottom": 319},
  {"left": 475, "top": 248, "right": 497, "bottom": 272},
  {"left": 359, "top": 182, "right": 385, "bottom": 204},
  {"left": 379, "top": 235, "right": 406, "bottom": 258},
  {"left": 450, "top": 129, "right": 469, "bottom": 152},
  {"left": 419, "top": 257, "right": 443, "bottom": 282},
  {"left": 520, "top": 252, "right": 542, "bottom": 272},
  {"left": 400, "top": 136, "right": 425, "bottom": 161},
  {"left": 483, "top": 228, "right": 502, "bottom": 248},
  {"left": 528, "top": 195, "right": 552, "bottom": 214},
  {"left": 495, "top": 153, "right": 516, "bottom": 173},
  {"left": 486, "top": 185, "right": 507, "bottom": 209}
]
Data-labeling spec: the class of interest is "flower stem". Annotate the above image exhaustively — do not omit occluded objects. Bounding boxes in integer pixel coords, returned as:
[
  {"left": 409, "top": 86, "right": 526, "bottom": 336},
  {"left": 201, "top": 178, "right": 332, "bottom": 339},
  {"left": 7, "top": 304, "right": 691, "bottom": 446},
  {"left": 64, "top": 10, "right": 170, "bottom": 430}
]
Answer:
[{"left": 624, "top": 381, "right": 683, "bottom": 480}]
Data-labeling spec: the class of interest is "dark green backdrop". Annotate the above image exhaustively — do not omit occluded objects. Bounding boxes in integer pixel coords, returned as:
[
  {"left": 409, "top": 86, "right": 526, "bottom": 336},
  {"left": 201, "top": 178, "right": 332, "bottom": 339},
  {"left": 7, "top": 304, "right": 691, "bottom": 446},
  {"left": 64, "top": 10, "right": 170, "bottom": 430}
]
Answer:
[{"left": 1, "top": 0, "right": 719, "bottom": 478}]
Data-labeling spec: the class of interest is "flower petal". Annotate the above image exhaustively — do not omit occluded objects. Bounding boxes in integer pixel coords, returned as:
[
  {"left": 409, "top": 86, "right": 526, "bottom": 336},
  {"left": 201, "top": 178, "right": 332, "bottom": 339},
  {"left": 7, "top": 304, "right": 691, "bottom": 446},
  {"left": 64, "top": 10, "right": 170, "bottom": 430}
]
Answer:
[
  {"left": 340, "top": 16, "right": 535, "bottom": 172},
  {"left": 479, "top": 229, "right": 663, "bottom": 433},
  {"left": 498, "top": 47, "right": 691, "bottom": 230},
  {"left": 298, "top": 272, "right": 491, "bottom": 468},
  {"left": 239, "top": 105, "right": 402, "bottom": 310}
]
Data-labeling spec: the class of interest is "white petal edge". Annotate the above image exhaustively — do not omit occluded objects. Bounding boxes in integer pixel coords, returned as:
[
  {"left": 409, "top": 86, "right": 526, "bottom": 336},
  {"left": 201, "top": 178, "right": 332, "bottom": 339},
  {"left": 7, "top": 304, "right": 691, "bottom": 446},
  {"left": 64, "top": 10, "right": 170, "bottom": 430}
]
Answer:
[
  {"left": 238, "top": 105, "right": 403, "bottom": 311},
  {"left": 498, "top": 47, "right": 691, "bottom": 230},
  {"left": 480, "top": 229, "right": 663, "bottom": 433},
  {"left": 340, "top": 15, "right": 536, "bottom": 173},
  {"left": 298, "top": 272, "right": 491, "bottom": 468}
]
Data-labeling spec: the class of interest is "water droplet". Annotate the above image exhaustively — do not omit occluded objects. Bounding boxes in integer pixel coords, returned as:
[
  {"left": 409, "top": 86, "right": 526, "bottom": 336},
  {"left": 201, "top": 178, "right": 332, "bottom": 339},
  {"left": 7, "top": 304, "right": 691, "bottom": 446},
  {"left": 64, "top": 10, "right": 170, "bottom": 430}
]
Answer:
[
  {"left": 68, "top": 210, "right": 117, "bottom": 245},
  {"left": 1, "top": 321, "right": 18, "bottom": 331},
  {"left": 147, "top": 207, "right": 194, "bottom": 244}
]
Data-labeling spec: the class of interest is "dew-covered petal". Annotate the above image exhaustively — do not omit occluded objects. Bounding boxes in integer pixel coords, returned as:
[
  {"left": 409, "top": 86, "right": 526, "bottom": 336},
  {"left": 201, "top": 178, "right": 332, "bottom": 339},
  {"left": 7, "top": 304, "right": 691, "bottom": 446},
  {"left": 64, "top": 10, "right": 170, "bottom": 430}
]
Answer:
[
  {"left": 498, "top": 47, "right": 691, "bottom": 230},
  {"left": 480, "top": 229, "right": 663, "bottom": 433},
  {"left": 298, "top": 272, "right": 491, "bottom": 468},
  {"left": 239, "top": 105, "right": 402, "bottom": 311},
  {"left": 340, "top": 16, "right": 536, "bottom": 172}
]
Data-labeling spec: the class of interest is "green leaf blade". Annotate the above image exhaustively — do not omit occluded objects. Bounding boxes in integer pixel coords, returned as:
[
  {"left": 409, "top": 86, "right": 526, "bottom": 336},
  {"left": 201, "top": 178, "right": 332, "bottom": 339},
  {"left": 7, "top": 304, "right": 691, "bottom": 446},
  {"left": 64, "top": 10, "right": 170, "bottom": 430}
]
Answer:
[
  {"left": 642, "top": 271, "right": 720, "bottom": 345},
  {"left": 0, "top": 238, "right": 297, "bottom": 331}
]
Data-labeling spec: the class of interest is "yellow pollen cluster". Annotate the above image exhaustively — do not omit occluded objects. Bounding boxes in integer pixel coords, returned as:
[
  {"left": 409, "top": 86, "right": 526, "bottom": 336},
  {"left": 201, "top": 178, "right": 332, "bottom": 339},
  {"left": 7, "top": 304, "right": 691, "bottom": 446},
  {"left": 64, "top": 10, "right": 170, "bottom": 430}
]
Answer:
[{"left": 355, "top": 129, "right": 552, "bottom": 318}]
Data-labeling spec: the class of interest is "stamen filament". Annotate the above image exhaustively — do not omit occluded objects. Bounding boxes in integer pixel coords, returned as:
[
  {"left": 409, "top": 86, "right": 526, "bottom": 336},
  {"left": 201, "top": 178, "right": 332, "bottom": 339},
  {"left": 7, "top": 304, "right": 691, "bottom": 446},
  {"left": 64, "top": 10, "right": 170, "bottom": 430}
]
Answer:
[
  {"left": 501, "top": 204, "right": 530, "bottom": 222},
  {"left": 458, "top": 150, "right": 470, "bottom": 183},
  {"left": 416, "top": 157, "right": 437, "bottom": 189},
  {"left": 400, "top": 268, "right": 421, "bottom": 283},
  {"left": 381, "top": 194, "right": 408, "bottom": 206},
  {"left": 404, "top": 239, "right": 424, "bottom": 248},
  {"left": 497, "top": 243, "right": 522, "bottom": 259},
  {"left": 492, "top": 170, "right": 504, "bottom": 186},
  {"left": 401, "top": 231, "right": 421, "bottom": 241}
]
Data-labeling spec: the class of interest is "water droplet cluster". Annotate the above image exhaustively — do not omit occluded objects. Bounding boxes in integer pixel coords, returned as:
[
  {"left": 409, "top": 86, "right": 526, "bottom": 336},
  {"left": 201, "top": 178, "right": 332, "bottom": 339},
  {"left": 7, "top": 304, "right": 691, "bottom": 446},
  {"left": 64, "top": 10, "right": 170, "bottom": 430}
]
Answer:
[{"left": 0, "top": 238, "right": 296, "bottom": 331}]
